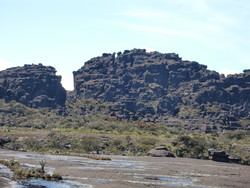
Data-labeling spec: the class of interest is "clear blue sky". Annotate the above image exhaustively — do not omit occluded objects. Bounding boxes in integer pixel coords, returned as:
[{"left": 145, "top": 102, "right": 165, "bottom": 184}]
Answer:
[{"left": 0, "top": 0, "right": 249, "bottom": 90}]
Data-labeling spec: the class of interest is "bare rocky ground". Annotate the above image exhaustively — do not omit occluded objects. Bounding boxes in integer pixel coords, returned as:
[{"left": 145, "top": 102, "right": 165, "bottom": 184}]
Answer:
[{"left": 0, "top": 149, "right": 249, "bottom": 188}]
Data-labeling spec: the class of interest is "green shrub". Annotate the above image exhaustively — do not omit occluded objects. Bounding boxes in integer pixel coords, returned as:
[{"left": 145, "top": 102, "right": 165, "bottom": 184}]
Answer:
[
  {"left": 139, "top": 137, "right": 157, "bottom": 146},
  {"left": 173, "top": 135, "right": 208, "bottom": 159},
  {"left": 21, "top": 137, "right": 42, "bottom": 151},
  {"left": 224, "top": 130, "right": 248, "bottom": 140},
  {"left": 80, "top": 137, "right": 102, "bottom": 153},
  {"left": 51, "top": 173, "right": 63, "bottom": 180}
]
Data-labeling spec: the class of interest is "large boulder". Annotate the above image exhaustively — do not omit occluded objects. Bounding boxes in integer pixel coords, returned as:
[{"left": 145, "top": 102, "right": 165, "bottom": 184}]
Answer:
[
  {"left": 208, "top": 149, "right": 241, "bottom": 163},
  {"left": 208, "top": 149, "right": 229, "bottom": 162},
  {"left": 0, "top": 137, "right": 11, "bottom": 146},
  {"left": 147, "top": 146, "right": 175, "bottom": 157},
  {"left": 0, "top": 64, "right": 66, "bottom": 108}
]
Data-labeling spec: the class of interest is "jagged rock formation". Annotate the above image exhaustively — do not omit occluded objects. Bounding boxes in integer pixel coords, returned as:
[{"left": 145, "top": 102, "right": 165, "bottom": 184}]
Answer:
[
  {"left": 0, "top": 64, "right": 66, "bottom": 108},
  {"left": 73, "top": 49, "right": 250, "bottom": 132}
]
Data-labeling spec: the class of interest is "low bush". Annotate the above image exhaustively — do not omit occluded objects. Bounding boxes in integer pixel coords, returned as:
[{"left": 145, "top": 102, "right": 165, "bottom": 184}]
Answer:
[
  {"left": 51, "top": 173, "right": 63, "bottom": 180},
  {"left": 224, "top": 130, "right": 248, "bottom": 140},
  {"left": 173, "top": 135, "right": 208, "bottom": 159}
]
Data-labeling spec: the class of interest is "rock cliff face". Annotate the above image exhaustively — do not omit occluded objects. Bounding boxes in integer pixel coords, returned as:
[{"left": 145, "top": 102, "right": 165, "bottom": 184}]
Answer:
[
  {"left": 0, "top": 64, "right": 66, "bottom": 108},
  {"left": 73, "top": 49, "right": 250, "bottom": 131}
]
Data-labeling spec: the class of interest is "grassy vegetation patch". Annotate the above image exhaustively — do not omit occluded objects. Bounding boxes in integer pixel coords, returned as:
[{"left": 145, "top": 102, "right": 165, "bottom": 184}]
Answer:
[
  {"left": 0, "top": 158, "right": 62, "bottom": 180},
  {"left": 0, "top": 99, "right": 249, "bottom": 165}
]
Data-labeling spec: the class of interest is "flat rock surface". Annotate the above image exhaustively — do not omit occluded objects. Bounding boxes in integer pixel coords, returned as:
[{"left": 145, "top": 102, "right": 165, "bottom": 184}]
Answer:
[{"left": 0, "top": 149, "right": 249, "bottom": 188}]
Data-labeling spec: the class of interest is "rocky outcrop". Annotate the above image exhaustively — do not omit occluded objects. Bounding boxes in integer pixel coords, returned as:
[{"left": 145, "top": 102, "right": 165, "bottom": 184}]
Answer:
[
  {"left": 73, "top": 49, "right": 250, "bottom": 132},
  {"left": 147, "top": 146, "right": 175, "bottom": 157},
  {"left": 208, "top": 149, "right": 241, "bottom": 163},
  {"left": 0, "top": 137, "right": 11, "bottom": 147},
  {"left": 208, "top": 149, "right": 229, "bottom": 162},
  {"left": 0, "top": 64, "right": 66, "bottom": 108}
]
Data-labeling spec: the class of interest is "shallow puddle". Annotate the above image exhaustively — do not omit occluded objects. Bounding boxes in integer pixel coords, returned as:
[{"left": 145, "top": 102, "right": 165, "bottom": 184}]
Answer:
[
  {"left": 122, "top": 173, "right": 213, "bottom": 187},
  {"left": 1, "top": 150, "right": 242, "bottom": 188},
  {"left": 66, "top": 176, "right": 204, "bottom": 188},
  {"left": 18, "top": 179, "right": 93, "bottom": 188},
  {"left": 66, "top": 176, "right": 113, "bottom": 183},
  {"left": 140, "top": 176, "right": 193, "bottom": 183},
  {"left": 0, "top": 164, "right": 13, "bottom": 178},
  {"left": 70, "top": 160, "right": 146, "bottom": 171},
  {"left": 126, "top": 180, "right": 214, "bottom": 188}
]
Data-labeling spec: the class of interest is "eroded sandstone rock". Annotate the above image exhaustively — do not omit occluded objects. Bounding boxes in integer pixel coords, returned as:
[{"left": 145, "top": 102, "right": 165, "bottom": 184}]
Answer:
[
  {"left": 73, "top": 49, "right": 250, "bottom": 131},
  {"left": 0, "top": 64, "right": 66, "bottom": 108}
]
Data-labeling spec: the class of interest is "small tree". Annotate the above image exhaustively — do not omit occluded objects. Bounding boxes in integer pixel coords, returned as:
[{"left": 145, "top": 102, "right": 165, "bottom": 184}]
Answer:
[{"left": 39, "top": 160, "right": 46, "bottom": 173}]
